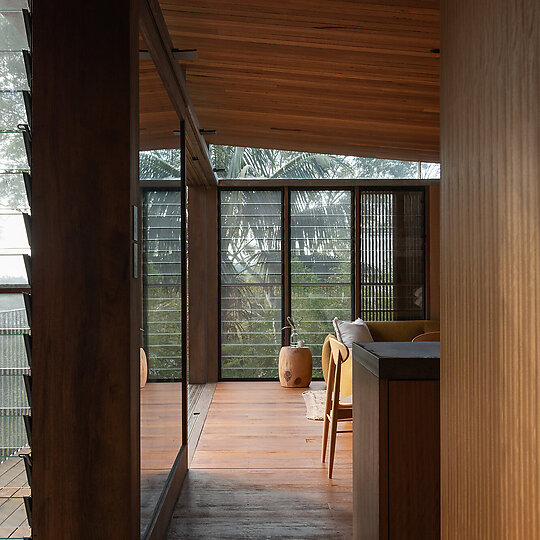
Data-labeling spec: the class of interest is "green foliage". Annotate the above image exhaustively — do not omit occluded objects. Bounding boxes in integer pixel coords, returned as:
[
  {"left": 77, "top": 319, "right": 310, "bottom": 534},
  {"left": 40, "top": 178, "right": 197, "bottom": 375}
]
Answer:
[
  {"left": 139, "top": 149, "right": 181, "bottom": 180},
  {"left": 210, "top": 145, "right": 427, "bottom": 180}
]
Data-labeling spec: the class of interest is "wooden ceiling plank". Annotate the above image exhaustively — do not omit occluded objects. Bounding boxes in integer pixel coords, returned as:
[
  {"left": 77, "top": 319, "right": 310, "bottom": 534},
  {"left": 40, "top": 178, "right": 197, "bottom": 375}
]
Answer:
[
  {"left": 141, "top": 0, "right": 440, "bottom": 162},
  {"left": 139, "top": 0, "right": 217, "bottom": 185}
]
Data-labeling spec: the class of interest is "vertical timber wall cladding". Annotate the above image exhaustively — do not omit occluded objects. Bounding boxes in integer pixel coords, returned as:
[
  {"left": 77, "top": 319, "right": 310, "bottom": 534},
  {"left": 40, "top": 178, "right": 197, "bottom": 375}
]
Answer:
[
  {"left": 32, "top": 1, "right": 140, "bottom": 538},
  {"left": 441, "top": 1, "right": 539, "bottom": 538}
]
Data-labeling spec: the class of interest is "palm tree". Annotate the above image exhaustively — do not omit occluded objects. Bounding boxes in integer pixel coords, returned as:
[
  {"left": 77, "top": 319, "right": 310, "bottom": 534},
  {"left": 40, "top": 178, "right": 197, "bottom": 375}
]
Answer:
[
  {"left": 139, "top": 149, "right": 180, "bottom": 180},
  {"left": 210, "top": 145, "right": 422, "bottom": 180},
  {"left": 211, "top": 146, "right": 357, "bottom": 179}
]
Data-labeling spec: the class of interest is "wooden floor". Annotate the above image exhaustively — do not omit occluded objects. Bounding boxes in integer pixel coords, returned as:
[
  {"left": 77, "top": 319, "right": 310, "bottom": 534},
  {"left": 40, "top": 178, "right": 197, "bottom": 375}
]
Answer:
[
  {"left": 140, "top": 382, "right": 183, "bottom": 535},
  {"left": 141, "top": 382, "right": 215, "bottom": 535},
  {"left": 166, "top": 382, "right": 353, "bottom": 539},
  {"left": 0, "top": 452, "right": 30, "bottom": 539}
]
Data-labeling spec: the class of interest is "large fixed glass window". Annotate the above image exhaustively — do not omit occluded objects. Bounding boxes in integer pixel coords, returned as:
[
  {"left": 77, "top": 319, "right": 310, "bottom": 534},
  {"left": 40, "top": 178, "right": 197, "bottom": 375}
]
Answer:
[
  {"left": 290, "top": 190, "right": 353, "bottom": 377},
  {"left": 220, "top": 190, "right": 282, "bottom": 379},
  {"left": 142, "top": 190, "right": 182, "bottom": 380},
  {"left": 358, "top": 190, "right": 425, "bottom": 320},
  {"left": 211, "top": 144, "right": 440, "bottom": 180}
]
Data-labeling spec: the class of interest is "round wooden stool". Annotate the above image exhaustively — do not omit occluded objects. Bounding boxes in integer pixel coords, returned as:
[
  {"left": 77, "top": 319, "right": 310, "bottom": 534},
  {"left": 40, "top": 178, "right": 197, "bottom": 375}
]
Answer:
[{"left": 279, "top": 346, "right": 312, "bottom": 388}]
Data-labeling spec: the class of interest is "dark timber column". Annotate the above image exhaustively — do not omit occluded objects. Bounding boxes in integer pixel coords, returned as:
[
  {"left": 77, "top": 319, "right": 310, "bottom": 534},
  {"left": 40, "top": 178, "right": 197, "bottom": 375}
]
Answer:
[
  {"left": 442, "top": 1, "right": 539, "bottom": 537},
  {"left": 32, "top": 2, "right": 140, "bottom": 538},
  {"left": 188, "top": 185, "right": 219, "bottom": 383}
]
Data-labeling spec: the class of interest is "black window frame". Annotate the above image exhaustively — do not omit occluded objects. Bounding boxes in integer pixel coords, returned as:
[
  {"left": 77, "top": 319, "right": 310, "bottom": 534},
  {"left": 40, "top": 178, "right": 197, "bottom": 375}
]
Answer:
[{"left": 217, "top": 185, "right": 426, "bottom": 382}]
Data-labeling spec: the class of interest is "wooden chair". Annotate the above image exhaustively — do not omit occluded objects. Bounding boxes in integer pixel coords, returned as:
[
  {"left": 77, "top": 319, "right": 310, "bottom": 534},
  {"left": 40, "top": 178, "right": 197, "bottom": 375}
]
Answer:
[
  {"left": 411, "top": 331, "right": 441, "bottom": 342},
  {"left": 321, "top": 336, "right": 353, "bottom": 478}
]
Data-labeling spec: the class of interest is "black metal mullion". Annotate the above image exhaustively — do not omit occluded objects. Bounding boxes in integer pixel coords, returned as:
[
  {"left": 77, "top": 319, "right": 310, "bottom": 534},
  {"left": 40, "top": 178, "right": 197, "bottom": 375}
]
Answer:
[
  {"left": 180, "top": 121, "right": 188, "bottom": 445},
  {"left": 217, "top": 189, "right": 222, "bottom": 380},
  {"left": 350, "top": 188, "right": 356, "bottom": 321},
  {"left": 283, "top": 187, "right": 290, "bottom": 347}
]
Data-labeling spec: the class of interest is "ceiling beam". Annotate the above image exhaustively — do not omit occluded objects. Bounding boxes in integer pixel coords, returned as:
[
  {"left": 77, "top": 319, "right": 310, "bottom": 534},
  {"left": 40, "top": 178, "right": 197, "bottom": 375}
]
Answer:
[{"left": 139, "top": 0, "right": 216, "bottom": 185}]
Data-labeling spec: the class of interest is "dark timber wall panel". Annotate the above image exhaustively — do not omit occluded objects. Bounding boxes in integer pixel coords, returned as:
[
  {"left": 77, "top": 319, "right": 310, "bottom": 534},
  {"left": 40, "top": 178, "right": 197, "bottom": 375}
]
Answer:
[
  {"left": 188, "top": 185, "right": 218, "bottom": 383},
  {"left": 32, "top": 1, "right": 140, "bottom": 537},
  {"left": 441, "top": 1, "right": 539, "bottom": 537}
]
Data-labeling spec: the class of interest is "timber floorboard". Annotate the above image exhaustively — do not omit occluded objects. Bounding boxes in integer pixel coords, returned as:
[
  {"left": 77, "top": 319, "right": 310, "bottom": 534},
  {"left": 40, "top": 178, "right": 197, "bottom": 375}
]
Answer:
[
  {"left": 141, "top": 382, "right": 216, "bottom": 535},
  {"left": 166, "top": 381, "right": 352, "bottom": 539}
]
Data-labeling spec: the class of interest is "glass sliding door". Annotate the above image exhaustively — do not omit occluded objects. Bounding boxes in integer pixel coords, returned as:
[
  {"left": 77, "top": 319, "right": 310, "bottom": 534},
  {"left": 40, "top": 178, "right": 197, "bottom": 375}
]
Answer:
[
  {"left": 220, "top": 190, "right": 282, "bottom": 379},
  {"left": 290, "top": 190, "right": 353, "bottom": 376},
  {"left": 140, "top": 186, "right": 185, "bottom": 536},
  {"left": 142, "top": 190, "right": 182, "bottom": 381}
]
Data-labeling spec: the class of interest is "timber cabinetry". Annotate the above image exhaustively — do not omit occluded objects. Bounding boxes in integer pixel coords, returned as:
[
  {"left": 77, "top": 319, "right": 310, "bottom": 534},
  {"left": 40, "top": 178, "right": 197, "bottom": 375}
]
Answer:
[{"left": 352, "top": 342, "right": 440, "bottom": 540}]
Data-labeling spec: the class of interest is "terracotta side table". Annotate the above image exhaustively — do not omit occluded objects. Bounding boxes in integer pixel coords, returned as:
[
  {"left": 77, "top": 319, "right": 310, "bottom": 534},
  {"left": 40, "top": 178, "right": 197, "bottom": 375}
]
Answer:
[{"left": 279, "top": 346, "right": 312, "bottom": 388}]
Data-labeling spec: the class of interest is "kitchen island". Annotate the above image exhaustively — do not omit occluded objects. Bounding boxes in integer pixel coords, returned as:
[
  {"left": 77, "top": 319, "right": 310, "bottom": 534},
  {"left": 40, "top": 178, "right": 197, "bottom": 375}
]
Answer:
[{"left": 352, "top": 342, "right": 440, "bottom": 540}]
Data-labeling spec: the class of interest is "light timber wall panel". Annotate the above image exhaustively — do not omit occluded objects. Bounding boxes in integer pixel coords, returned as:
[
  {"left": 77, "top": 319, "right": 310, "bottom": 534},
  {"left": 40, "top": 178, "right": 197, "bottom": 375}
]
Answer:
[{"left": 441, "top": 1, "right": 540, "bottom": 538}]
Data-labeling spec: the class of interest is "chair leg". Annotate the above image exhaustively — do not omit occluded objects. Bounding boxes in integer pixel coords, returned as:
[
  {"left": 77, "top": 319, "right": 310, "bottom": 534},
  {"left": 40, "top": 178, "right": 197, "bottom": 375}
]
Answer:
[
  {"left": 321, "top": 361, "right": 335, "bottom": 463},
  {"left": 327, "top": 410, "right": 339, "bottom": 479},
  {"left": 321, "top": 414, "right": 329, "bottom": 463},
  {"left": 328, "top": 350, "right": 342, "bottom": 478}
]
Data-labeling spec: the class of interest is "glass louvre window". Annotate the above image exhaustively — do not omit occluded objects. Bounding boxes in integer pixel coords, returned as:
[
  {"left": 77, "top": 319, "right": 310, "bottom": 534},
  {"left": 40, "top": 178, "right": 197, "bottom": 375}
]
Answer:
[
  {"left": 0, "top": 5, "right": 31, "bottom": 536},
  {"left": 142, "top": 191, "right": 182, "bottom": 380},
  {"left": 0, "top": 92, "right": 27, "bottom": 130},
  {"left": 0, "top": 210, "right": 29, "bottom": 287},
  {"left": 0, "top": 293, "right": 30, "bottom": 461},
  {"left": 0, "top": 10, "right": 28, "bottom": 51},
  {"left": 359, "top": 190, "right": 425, "bottom": 320},
  {"left": 0, "top": 52, "right": 29, "bottom": 91},
  {"left": 220, "top": 190, "right": 282, "bottom": 379},
  {"left": 290, "top": 191, "right": 353, "bottom": 376}
]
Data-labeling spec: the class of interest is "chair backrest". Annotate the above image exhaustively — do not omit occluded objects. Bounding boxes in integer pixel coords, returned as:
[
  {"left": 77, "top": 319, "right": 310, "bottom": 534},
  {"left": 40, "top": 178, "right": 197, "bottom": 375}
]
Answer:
[
  {"left": 411, "top": 331, "right": 441, "bottom": 342},
  {"left": 140, "top": 347, "right": 148, "bottom": 388},
  {"left": 328, "top": 336, "right": 349, "bottom": 365}
]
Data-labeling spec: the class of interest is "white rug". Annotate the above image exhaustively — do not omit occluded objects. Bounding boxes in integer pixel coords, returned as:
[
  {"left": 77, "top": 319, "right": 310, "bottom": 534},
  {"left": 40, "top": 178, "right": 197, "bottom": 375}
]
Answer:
[{"left": 302, "top": 389, "right": 326, "bottom": 421}]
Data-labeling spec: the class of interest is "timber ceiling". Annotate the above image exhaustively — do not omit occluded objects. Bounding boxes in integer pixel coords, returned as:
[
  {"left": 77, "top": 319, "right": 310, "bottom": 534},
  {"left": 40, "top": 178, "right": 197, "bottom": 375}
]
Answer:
[{"left": 139, "top": 0, "right": 440, "bottom": 162}]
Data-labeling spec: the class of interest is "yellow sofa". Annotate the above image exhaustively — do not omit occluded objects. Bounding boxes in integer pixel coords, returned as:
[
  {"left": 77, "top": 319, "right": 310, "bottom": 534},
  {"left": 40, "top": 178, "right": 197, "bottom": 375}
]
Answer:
[{"left": 321, "top": 320, "right": 440, "bottom": 398}]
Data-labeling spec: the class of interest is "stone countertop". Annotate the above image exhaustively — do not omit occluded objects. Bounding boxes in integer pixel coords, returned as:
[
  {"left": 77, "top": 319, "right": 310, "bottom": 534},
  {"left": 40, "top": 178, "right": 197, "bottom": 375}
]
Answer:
[{"left": 352, "top": 341, "right": 440, "bottom": 380}]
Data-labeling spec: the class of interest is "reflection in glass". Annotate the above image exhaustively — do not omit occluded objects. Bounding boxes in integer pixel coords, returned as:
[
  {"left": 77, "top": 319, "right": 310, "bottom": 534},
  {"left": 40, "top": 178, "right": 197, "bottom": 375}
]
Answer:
[
  {"left": 0, "top": 92, "right": 26, "bottom": 130},
  {"left": 0, "top": 254, "right": 28, "bottom": 285},
  {"left": 0, "top": 11, "right": 28, "bottom": 51},
  {"left": 0, "top": 1, "right": 28, "bottom": 9},
  {"left": 0, "top": 294, "right": 30, "bottom": 462},
  {"left": 0, "top": 209, "right": 29, "bottom": 251},
  {"left": 142, "top": 191, "right": 182, "bottom": 380},
  {"left": 220, "top": 190, "right": 282, "bottom": 378},
  {"left": 0, "top": 52, "right": 29, "bottom": 91},
  {"left": 0, "top": 132, "right": 29, "bottom": 170},
  {"left": 0, "top": 173, "right": 30, "bottom": 211},
  {"left": 140, "top": 189, "right": 183, "bottom": 536},
  {"left": 290, "top": 190, "right": 353, "bottom": 376},
  {"left": 0, "top": 6, "right": 31, "bottom": 536}
]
